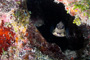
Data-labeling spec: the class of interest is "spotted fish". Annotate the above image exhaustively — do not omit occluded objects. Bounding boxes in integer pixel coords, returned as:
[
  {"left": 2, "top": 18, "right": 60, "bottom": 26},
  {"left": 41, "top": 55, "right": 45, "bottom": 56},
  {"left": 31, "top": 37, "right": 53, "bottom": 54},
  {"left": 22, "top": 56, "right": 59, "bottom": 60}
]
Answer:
[{"left": 52, "top": 21, "right": 66, "bottom": 37}]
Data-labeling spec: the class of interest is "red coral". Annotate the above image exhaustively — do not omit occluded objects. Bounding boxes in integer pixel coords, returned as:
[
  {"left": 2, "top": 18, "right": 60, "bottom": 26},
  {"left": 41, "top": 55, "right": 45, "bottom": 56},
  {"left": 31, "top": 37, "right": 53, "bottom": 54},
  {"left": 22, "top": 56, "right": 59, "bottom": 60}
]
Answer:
[
  {"left": 0, "top": 20, "right": 15, "bottom": 54},
  {"left": 57, "top": 0, "right": 63, "bottom": 2}
]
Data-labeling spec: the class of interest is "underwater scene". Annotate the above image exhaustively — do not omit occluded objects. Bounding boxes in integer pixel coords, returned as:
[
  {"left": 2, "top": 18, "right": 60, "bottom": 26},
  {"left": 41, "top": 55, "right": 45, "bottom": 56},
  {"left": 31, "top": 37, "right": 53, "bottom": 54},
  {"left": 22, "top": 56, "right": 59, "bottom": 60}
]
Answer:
[{"left": 0, "top": 0, "right": 90, "bottom": 60}]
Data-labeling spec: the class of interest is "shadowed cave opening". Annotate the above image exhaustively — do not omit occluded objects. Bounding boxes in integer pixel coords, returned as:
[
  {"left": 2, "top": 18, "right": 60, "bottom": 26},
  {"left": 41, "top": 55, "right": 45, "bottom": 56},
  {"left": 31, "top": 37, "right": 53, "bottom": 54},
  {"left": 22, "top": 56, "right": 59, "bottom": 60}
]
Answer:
[{"left": 27, "top": 0, "right": 84, "bottom": 51}]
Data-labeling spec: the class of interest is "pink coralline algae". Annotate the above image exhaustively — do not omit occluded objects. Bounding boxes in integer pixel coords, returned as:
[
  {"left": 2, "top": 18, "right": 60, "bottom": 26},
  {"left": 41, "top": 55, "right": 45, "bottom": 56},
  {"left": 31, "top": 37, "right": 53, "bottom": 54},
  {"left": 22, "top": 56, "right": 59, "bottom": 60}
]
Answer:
[
  {"left": 0, "top": 14, "right": 10, "bottom": 23},
  {"left": 15, "top": 0, "right": 20, "bottom": 1}
]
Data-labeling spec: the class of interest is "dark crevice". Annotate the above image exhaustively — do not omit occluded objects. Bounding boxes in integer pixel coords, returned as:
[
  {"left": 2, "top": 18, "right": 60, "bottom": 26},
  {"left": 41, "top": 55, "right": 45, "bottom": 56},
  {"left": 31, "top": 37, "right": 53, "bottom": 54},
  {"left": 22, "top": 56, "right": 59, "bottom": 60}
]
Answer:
[{"left": 27, "top": 0, "right": 84, "bottom": 51}]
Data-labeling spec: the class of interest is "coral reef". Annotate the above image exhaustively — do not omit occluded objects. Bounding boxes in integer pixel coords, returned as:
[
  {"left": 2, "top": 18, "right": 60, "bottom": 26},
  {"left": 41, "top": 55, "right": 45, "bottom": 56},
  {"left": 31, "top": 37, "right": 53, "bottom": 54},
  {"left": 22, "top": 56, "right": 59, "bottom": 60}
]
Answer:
[
  {"left": 0, "top": 20, "right": 15, "bottom": 54},
  {"left": 0, "top": 0, "right": 90, "bottom": 60},
  {"left": 54, "top": 0, "right": 90, "bottom": 60},
  {"left": 54, "top": 0, "right": 90, "bottom": 26},
  {"left": 0, "top": 0, "right": 66, "bottom": 60},
  {"left": 27, "top": 0, "right": 86, "bottom": 59}
]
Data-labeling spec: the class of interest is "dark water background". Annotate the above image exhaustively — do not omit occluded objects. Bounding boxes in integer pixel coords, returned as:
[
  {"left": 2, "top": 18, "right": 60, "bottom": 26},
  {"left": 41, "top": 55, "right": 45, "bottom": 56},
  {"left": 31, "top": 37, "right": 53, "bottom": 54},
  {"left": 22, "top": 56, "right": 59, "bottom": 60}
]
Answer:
[{"left": 27, "top": 0, "right": 84, "bottom": 51}]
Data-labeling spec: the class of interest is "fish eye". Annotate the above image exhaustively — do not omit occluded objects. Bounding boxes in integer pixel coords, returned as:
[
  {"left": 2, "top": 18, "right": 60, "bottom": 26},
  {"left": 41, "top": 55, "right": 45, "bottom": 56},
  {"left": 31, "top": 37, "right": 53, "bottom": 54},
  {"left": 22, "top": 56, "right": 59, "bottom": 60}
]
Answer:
[
  {"left": 56, "top": 25, "right": 64, "bottom": 29},
  {"left": 61, "top": 26, "right": 64, "bottom": 29}
]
